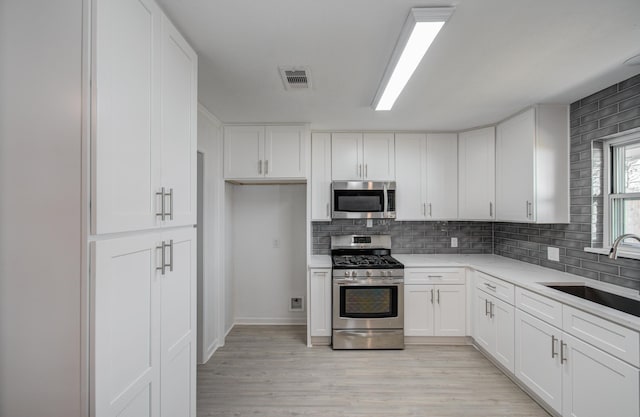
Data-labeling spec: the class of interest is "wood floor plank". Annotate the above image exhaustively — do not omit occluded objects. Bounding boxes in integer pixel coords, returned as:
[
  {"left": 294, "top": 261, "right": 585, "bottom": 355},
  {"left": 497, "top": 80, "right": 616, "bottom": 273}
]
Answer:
[{"left": 197, "top": 325, "right": 550, "bottom": 417}]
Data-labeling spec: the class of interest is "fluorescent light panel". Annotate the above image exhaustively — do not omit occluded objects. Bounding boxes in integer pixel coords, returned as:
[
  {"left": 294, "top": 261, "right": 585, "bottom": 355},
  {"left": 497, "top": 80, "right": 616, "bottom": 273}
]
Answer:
[{"left": 373, "top": 7, "right": 454, "bottom": 111}]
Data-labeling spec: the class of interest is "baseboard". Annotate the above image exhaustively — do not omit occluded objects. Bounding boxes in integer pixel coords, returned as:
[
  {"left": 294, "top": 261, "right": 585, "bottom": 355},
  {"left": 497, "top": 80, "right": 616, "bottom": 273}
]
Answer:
[
  {"left": 404, "top": 336, "right": 472, "bottom": 345},
  {"left": 310, "top": 336, "right": 331, "bottom": 346},
  {"left": 201, "top": 338, "right": 218, "bottom": 364},
  {"left": 233, "top": 317, "right": 306, "bottom": 325}
]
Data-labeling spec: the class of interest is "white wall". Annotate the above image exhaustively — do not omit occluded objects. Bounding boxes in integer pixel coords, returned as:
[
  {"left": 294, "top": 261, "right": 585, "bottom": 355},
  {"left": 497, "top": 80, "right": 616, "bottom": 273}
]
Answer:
[
  {"left": 229, "top": 184, "right": 307, "bottom": 324},
  {"left": 0, "top": 1, "right": 84, "bottom": 416},
  {"left": 224, "top": 182, "right": 235, "bottom": 332},
  {"left": 196, "top": 105, "right": 225, "bottom": 363}
]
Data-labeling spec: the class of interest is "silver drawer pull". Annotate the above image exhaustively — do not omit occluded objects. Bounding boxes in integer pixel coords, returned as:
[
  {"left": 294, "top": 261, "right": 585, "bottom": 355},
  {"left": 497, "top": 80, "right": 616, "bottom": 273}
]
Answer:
[
  {"left": 484, "top": 283, "right": 497, "bottom": 290},
  {"left": 485, "top": 299, "right": 490, "bottom": 316},
  {"left": 489, "top": 301, "right": 494, "bottom": 318},
  {"left": 551, "top": 335, "right": 558, "bottom": 358},
  {"left": 431, "top": 289, "right": 434, "bottom": 304},
  {"left": 428, "top": 275, "right": 443, "bottom": 278},
  {"left": 560, "top": 341, "right": 568, "bottom": 364}
]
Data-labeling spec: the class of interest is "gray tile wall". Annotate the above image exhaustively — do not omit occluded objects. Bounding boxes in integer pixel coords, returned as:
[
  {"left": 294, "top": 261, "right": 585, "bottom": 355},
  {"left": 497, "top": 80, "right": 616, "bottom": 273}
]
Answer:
[
  {"left": 494, "top": 73, "right": 640, "bottom": 291},
  {"left": 312, "top": 220, "right": 493, "bottom": 255}
]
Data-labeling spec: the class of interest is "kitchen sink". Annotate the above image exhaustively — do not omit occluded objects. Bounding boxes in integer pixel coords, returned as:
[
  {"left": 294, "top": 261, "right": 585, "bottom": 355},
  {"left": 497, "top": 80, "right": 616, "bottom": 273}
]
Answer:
[{"left": 544, "top": 284, "right": 640, "bottom": 318}]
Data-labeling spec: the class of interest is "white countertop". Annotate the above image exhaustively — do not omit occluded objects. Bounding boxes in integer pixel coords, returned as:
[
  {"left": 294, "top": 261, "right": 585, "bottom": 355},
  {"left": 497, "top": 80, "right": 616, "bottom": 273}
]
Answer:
[
  {"left": 308, "top": 253, "right": 640, "bottom": 331},
  {"left": 394, "top": 254, "right": 640, "bottom": 332}
]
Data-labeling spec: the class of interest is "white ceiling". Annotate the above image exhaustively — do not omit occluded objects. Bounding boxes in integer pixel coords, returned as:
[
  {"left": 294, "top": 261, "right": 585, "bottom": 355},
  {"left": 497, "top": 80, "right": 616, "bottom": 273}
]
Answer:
[{"left": 157, "top": 0, "right": 640, "bottom": 131}]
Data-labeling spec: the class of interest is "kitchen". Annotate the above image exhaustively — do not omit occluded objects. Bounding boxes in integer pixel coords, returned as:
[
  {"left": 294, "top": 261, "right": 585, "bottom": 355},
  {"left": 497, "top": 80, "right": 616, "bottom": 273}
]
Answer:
[{"left": 2, "top": 1, "right": 640, "bottom": 417}]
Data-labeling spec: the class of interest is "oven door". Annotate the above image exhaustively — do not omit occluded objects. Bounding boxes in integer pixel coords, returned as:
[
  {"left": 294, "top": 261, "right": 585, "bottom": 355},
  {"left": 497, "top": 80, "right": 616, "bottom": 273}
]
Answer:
[{"left": 332, "top": 280, "right": 404, "bottom": 330}]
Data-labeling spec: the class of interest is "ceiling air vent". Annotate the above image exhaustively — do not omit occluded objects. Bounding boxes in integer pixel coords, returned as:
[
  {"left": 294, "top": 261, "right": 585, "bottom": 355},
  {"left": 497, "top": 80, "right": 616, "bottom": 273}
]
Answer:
[{"left": 279, "top": 66, "right": 312, "bottom": 90}]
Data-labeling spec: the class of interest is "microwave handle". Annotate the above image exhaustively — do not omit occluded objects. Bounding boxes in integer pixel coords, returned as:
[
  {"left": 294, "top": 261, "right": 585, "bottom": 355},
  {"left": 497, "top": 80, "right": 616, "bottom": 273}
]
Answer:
[{"left": 383, "top": 185, "right": 388, "bottom": 214}]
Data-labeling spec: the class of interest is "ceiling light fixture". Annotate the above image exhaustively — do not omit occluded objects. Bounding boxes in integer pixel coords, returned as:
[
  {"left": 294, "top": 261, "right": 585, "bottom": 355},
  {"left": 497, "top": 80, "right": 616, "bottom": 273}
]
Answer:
[{"left": 372, "top": 7, "right": 454, "bottom": 111}]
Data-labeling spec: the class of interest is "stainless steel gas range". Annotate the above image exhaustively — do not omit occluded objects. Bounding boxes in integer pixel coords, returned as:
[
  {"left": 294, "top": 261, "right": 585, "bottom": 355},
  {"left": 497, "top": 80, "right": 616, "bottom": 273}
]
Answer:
[{"left": 331, "top": 235, "right": 404, "bottom": 349}]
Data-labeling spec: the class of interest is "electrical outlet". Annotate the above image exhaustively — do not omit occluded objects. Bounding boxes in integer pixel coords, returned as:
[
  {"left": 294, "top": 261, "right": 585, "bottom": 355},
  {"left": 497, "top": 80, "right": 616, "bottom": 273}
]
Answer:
[
  {"left": 289, "top": 297, "right": 304, "bottom": 311},
  {"left": 548, "top": 247, "right": 560, "bottom": 262},
  {"left": 451, "top": 237, "right": 458, "bottom": 248}
]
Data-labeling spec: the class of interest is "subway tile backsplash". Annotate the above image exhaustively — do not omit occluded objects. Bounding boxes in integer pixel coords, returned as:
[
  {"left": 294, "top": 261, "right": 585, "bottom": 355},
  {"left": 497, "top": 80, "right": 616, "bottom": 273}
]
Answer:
[
  {"left": 313, "top": 73, "right": 640, "bottom": 291},
  {"left": 313, "top": 220, "right": 493, "bottom": 255}
]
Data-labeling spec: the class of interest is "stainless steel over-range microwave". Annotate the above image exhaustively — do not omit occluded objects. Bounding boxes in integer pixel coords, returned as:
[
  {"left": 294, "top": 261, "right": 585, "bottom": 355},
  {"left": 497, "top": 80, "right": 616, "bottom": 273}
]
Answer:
[{"left": 331, "top": 181, "right": 396, "bottom": 219}]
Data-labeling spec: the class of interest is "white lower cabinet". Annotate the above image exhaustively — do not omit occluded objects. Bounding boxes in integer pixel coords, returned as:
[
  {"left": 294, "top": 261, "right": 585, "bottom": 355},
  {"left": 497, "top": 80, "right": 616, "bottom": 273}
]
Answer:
[
  {"left": 405, "top": 284, "right": 466, "bottom": 337},
  {"left": 515, "top": 293, "right": 640, "bottom": 417},
  {"left": 309, "top": 268, "right": 332, "bottom": 337},
  {"left": 92, "top": 228, "right": 196, "bottom": 417},
  {"left": 474, "top": 290, "right": 515, "bottom": 373}
]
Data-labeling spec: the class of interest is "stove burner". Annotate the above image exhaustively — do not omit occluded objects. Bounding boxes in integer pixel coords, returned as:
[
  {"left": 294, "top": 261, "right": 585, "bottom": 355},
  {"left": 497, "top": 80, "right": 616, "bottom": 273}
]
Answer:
[{"left": 332, "top": 254, "right": 403, "bottom": 269}]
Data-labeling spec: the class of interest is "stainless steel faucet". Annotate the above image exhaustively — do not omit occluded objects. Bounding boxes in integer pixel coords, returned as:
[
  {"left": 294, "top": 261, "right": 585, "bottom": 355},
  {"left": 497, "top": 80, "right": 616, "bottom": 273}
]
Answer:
[{"left": 609, "top": 234, "right": 640, "bottom": 259}]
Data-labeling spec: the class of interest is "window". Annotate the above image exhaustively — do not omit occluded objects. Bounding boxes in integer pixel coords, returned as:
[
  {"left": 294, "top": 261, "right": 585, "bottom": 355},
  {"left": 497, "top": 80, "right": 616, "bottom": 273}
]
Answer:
[{"left": 604, "top": 132, "right": 640, "bottom": 256}]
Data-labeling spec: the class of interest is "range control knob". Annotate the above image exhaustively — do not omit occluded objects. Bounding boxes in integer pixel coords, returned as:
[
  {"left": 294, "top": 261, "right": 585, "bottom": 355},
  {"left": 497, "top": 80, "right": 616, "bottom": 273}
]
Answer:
[
  {"left": 366, "top": 270, "right": 372, "bottom": 277},
  {"left": 351, "top": 271, "right": 357, "bottom": 277},
  {"left": 344, "top": 271, "right": 350, "bottom": 277}
]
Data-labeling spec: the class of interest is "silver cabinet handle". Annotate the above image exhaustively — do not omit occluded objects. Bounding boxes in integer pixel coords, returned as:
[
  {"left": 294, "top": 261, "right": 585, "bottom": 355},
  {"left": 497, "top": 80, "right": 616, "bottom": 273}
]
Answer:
[
  {"left": 427, "top": 275, "right": 443, "bottom": 278},
  {"left": 485, "top": 299, "right": 490, "bottom": 316},
  {"left": 358, "top": 164, "right": 362, "bottom": 178},
  {"left": 265, "top": 160, "right": 269, "bottom": 175},
  {"left": 484, "top": 283, "right": 497, "bottom": 291},
  {"left": 428, "top": 203, "right": 432, "bottom": 217},
  {"left": 489, "top": 202, "right": 493, "bottom": 217},
  {"left": 489, "top": 301, "right": 494, "bottom": 318},
  {"left": 166, "top": 188, "right": 173, "bottom": 220},
  {"left": 526, "top": 200, "right": 532, "bottom": 219},
  {"left": 430, "top": 288, "right": 434, "bottom": 304},
  {"left": 437, "top": 289, "right": 440, "bottom": 304},
  {"left": 156, "top": 243, "right": 166, "bottom": 275},
  {"left": 168, "top": 239, "right": 174, "bottom": 272},
  {"left": 156, "top": 187, "right": 166, "bottom": 220},
  {"left": 551, "top": 335, "right": 558, "bottom": 358},
  {"left": 258, "top": 160, "right": 263, "bottom": 174},
  {"left": 560, "top": 341, "right": 568, "bottom": 364},
  {"left": 423, "top": 203, "right": 426, "bottom": 216},
  {"left": 326, "top": 203, "right": 329, "bottom": 217},
  {"left": 365, "top": 164, "right": 368, "bottom": 178}
]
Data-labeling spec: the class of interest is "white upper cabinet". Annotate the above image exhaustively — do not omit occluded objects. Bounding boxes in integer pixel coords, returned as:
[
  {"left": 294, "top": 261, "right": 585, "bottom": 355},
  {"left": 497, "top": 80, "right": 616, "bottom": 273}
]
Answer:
[
  {"left": 224, "top": 125, "right": 308, "bottom": 181},
  {"left": 159, "top": 15, "right": 198, "bottom": 228},
  {"left": 496, "top": 105, "right": 569, "bottom": 223},
  {"left": 311, "top": 133, "right": 332, "bottom": 221},
  {"left": 92, "top": 0, "right": 197, "bottom": 234},
  {"left": 458, "top": 127, "right": 495, "bottom": 220},
  {"left": 394, "top": 133, "right": 457, "bottom": 220},
  {"left": 331, "top": 132, "right": 394, "bottom": 181},
  {"left": 426, "top": 133, "right": 458, "bottom": 220},
  {"left": 395, "top": 133, "right": 427, "bottom": 220},
  {"left": 93, "top": 0, "right": 160, "bottom": 234}
]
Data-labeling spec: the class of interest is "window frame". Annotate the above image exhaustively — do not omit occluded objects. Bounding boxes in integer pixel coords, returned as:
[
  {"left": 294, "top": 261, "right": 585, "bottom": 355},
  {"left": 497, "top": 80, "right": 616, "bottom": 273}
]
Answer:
[{"left": 602, "top": 130, "right": 640, "bottom": 258}]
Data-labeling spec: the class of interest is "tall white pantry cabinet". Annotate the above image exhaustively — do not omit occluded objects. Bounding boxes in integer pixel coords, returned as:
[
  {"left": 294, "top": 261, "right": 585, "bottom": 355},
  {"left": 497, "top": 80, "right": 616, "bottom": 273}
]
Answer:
[{"left": 90, "top": 0, "right": 198, "bottom": 416}]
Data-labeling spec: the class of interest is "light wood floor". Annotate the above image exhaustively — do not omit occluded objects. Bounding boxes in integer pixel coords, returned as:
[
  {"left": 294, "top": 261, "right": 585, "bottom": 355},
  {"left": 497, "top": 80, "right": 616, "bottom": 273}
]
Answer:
[{"left": 197, "top": 325, "right": 551, "bottom": 417}]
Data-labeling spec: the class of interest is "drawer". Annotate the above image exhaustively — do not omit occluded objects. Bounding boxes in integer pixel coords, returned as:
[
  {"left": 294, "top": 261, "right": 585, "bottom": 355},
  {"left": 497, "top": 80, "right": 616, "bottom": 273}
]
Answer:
[
  {"left": 404, "top": 268, "right": 466, "bottom": 285},
  {"left": 516, "top": 287, "right": 563, "bottom": 328},
  {"left": 563, "top": 305, "right": 639, "bottom": 367},
  {"left": 474, "top": 271, "right": 515, "bottom": 305}
]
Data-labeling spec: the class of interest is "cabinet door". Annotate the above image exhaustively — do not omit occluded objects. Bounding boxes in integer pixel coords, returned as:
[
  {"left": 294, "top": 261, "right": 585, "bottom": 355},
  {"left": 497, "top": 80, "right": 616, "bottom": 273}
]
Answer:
[
  {"left": 434, "top": 285, "right": 466, "bottom": 336},
  {"left": 458, "top": 127, "right": 495, "bottom": 220},
  {"left": 93, "top": 0, "right": 161, "bottom": 234},
  {"left": 425, "top": 134, "right": 458, "bottom": 219},
  {"left": 493, "top": 297, "right": 515, "bottom": 373},
  {"left": 404, "top": 285, "right": 435, "bottom": 336},
  {"left": 561, "top": 333, "right": 639, "bottom": 417},
  {"left": 265, "top": 126, "right": 306, "bottom": 179},
  {"left": 395, "top": 134, "right": 427, "bottom": 220},
  {"left": 160, "top": 15, "right": 197, "bottom": 227},
  {"left": 515, "top": 310, "right": 562, "bottom": 414},
  {"left": 496, "top": 108, "right": 535, "bottom": 222},
  {"left": 160, "top": 228, "right": 196, "bottom": 417},
  {"left": 311, "top": 133, "right": 332, "bottom": 221},
  {"left": 309, "top": 269, "right": 332, "bottom": 337},
  {"left": 473, "top": 290, "right": 493, "bottom": 352},
  {"left": 331, "top": 133, "right": 362, "bottom": 180},
  {"left": 224, "top": 126, "right": 264, "bottom": 179},
  {"left": 93, "top": 234, "right": 160, "bottom": 417},
  {"left": 363, "top": 133, "right": 395, "bottom": 181}
]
